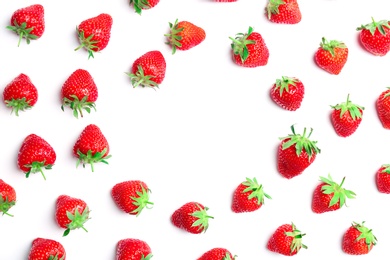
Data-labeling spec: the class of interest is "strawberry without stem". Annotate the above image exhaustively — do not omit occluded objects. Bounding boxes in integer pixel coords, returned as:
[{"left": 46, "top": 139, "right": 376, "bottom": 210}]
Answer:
[
  {"left": 270, "top": 76, "right": 304, "bottom": 111},
  {"left": 342, "top": 221, "right": 377, "bottom": 255},
  {"left": 266, "top": 0, "right": 301, "bottom": 24},
  {"left": 116, "top": 238, "right": 153, "bottom": 260},
  {"left": 130, "top": 0, "right": 160, "bottom": 15},
  {"left": 314, "top": 37, "right": 348, "bottom": 75},
  {"left": 197, "top": 248, "right": 236, "bottom": 260},
  {"left": 267, "top": 223, "right": 307, "bottom": 256},
  {"left": 28, "top": 238, "right": 66, "bottom": 260},
  {"left": 0, "top": 179, "right": 16, "bottom": 217},
  {"left": 376, "top": 87, "right": 390, "bottom": 129},
  {"left": 357, "top": 18, "right": 390, "bottom": 56},
  {"left": 376, "top": 164, "right": 390, "bottom": 193},
  {"left": 171, "top": 202, "right": 213, "bottom": 234}
]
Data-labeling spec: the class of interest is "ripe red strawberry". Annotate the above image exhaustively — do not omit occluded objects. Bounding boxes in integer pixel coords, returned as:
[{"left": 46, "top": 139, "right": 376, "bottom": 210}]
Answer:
[
  {"left": 3, "top": 73, "right": 38, "bottom": 116},
  {"left": 171, "top": 202, "right": 213, "bottom": 234},
  {"left": 0, "top": 179, "right": 16, "bottom": 217},
  {"left": 126, "top": 50, "right": 166, "bottom": 88},
  {"left": 75, "top": 13, "right": 113, "bottom": 59},
  {"left": 277, "top": 125, "right": 320, "bottom": 179},
  {"left": 342, "top": 221, "right": 377, "bottom": 255},
  {"left": 61, "top": 69, "right": 98, "bottom": 118},
  {"left": 312, "top": 174, "right": 356, "bottom": 214},
  {"left": 73, "top": 124, "right": 111, "bottom": 172},
  {"left": 270, "top": 76, "right": 304, "bottom": 111},
  {"left": 267, "top": 223, "right": 307, "bottom": 256},
  {"left": 331, "top": 94, "right": 364, "bottom": 137},
  {"left": 266, "top": 0, "right": 301, "bottom": 24},
  {"left": 111, "top": 180, "right": 153, "bottom": 216},
  {"left": 17, "top": 134, "right": 56, "bottom": 180},
  {"left": 165, "top": 19, "right": 206, "bottom": 54},
  {"left": 130, "top": 0, "right": 160, "bottom": 15},
  {"left": 376, "top": 87, "right": 390, "bottom": 129},
  {"left": 357, "top": 18, "right": 390, "bottom": 56},
  {"left": 55, "top": 195, "right": 90, "bottom": 237},
  {"left": 116, "top": 238, "right": 152, "bottom": 260},
  {"left": 197, "top": 248, "right": 236, "bottom": 260},
  {"left": 230, "top": 27, "right": 269, "bottom": 67},
  {"left": 376, "top": 164, "right": 390, "bottom": 193},
  {"left": 28, "top": 238, "right": 66, "bottom": 260},
  {"left": 314, "top": 37, "right": 348, "bottom": 75},
  {"left": 6, "top": 4, "right": 45, "bottom": 46},
  {"left": 231, "top": 177, "right": 271, "bottom": 213}
]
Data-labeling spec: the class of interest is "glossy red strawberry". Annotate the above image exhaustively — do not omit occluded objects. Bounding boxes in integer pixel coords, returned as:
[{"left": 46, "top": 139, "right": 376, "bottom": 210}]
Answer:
[
  {"left": 55, "top": 195, "right": 90, "bottom": 237},
  {"left": 127, "top": 50, "right": 166, "bottom": 88},
  {"left": 232, "top": 177, "right": 271, "bottom": 213},
  {"left": 75, "top": 13, "right": 113, "bottom": 59},
  {"left": 17, "top": 134, "right": 56, "bottom": 180},
  {"left": 171, "top": 202, "right": 213, "bottom": 234},
  {"left": 315, "top": 37, "right": 348, "bottom": 75},
  {"left": 0, "top": 179, "right": 16, "bottom": 217},
  {"left": 3, "top": 73, "right": 38, "bottom": 116},
  {"left": 6, "top": 4, "right": 45, "bottom": 46},
  {"left": 270, "top": 76, "right": 304, "bottom": 111},
  {"left": 111, "top": 180, "right": 153, "bottom": 216},
  {"left": 277, "top": 125, "right": 320, "bottom": 179},
  {"left": 230, "top": 27, "right": 269, "bottom": 67},
  {"left": 267, "top": 223, "right": 307, "bottom": 256},
  {"left": 376, "top": 164, "right": 390, "bottom": 193},
  {"left": 165, "top": 19, "right": 206, "bottom": 54},
  {"left": 312, "top": 174, "right": 356, "bottom": 214},
  {"left": 357, "top": 18, "right": 390, "bottom": 56},
  {"left": 73, "top": 124, "right": 111, "bottom": 172},
  {"left": 28, "top": 238, "right": 66, "bottom": 260},
  {"left": 331, "top": 94, "right": 364, "bottom": 137},
  {"left": 376, "top": 87, "right": 390, "bottom": 129},
  {"left": 61, "top": 69, "right": 98, "bottom": 118},
  {"left": 342, "top": 221, "right": 377, "bottom": 255},
  {"left": 197, "top": 248, "right": 236, "bottom": 260},
  {"left": 116, "top": 238, "right": 152, "bottom": 260},
  {"left": 130, "top": 0, "right": 160, "bottom": 15},
  {"left": 266, "top": 0, "right": 301, "bottom": 24}
]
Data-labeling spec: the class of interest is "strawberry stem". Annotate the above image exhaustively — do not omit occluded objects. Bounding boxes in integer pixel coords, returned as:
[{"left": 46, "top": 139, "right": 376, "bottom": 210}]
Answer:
[
  {"left": 229, "top": 26, "right": 256, "bottom": 63},
  {"left": 24, "top": 161, "right": 53, "bottom": 180},
  {"left": 131, "top": 184, "right": 154, "bottom": 216},
  {"left": 63, "top": 206, "right": 90, "bottom": 236},
  {"left": 0, "top": 196, "right": 15, "bottom": 217},
  {"left": 164, "top": 19, "right": 184, "bottom": 54},
  {"left": 62, "top": 95, "right": 96, "bottom": 119},
  {"left": 191, "top": 204, "right": 214, "bottom": 233},
  {"left": 5, "top": 97, "right": 33, "bottom": 116},
  {"left": 76, "top": 148, "right": 111, "bottom": 172},
  {"left": 75, "top": 27, "right": 100, "bottom": 59},
  {"left": 6, "top": 20, "right": 39, "bottom": 47}
]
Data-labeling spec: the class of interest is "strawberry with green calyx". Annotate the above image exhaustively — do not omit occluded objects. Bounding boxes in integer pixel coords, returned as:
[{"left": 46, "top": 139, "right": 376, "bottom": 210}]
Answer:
[
  {"left": 171, "top": 202, "right": 214, "bottom": 234},
  {"left": 116, "top": 238, "right": 153, "bottom": 260},
  {"left": 376, "top": 164, "right": 390, "bottom": 193},
  {"left": 342, "top": 221, "right": 377, "bottom": 255},
  {"left": 28, "top": 238, "right": 66, "bottom": 260},
  {"left": 0, "top": 179, "right": 16, "bottom": 217},
  {"left": 197, "top": 248, "right": 236, "bottom": 260},
  {"left": 270, "top": 76, "right": 304, "bottom": 111},
  {"left": 357, "top": 18, "right": 390, "bottom": 56},
  {"left": 266, "top": 0, "right": 301, "bottom": 24},
  {"left": 130, "top": 0, "right": 160, "bottom": 15},
  {"left": 315, "top": 37, "right": 349, "bottom": 75},
  {"left": 267, "top": 222, "right": 307, "bottom": 256}
]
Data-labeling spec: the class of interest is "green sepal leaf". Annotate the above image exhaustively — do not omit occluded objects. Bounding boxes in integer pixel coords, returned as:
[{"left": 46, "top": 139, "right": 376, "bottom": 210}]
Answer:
[
  {"left": 5, "top": 97, "right": 33, "bottom": 116},
  {"left": 6, "top": 20, "right": 39, "bottom": 47},
  {"left": 62, "top": 95, "right": 97, "bottom": 119},
  {"left": 352, "top": 221, "right": 377, "bottom": 250},
  {"left": 76, "top": 148, "right": 111, "bottom": 172},
  {"left": 331, "top": 94, "right": 364, "bottom": 120},
  {"left": 357, "top": 17, "right": 390, "bottom": 35},
  {"left": 242, "top": 177, "right": 272, "bottom": 205},
  {"left": 63, "top": 206, "right": 90, "bottom": 236},
  {"left": 125, "top": 65, "right": 159, "bottom": 88},
  {"left": 130, "top": 184, "right": 154, "bottom": 216},
  {"left": 320, "top": 37, "right": 347, "bottom": 57},
  {"left": 190, "top": 204, "right": 214, "bottom": 233},
  {"left": 285, "top": 223, "right": 307, "bottom": 253},
  {"left": 229, "top": 26, "right": 256, "bottom": 63}
]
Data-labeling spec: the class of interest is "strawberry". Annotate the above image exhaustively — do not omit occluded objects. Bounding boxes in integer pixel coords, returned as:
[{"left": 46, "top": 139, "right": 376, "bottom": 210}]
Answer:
[
  {"left": 314, "top": 37, "right": 348, "bottom": 75},
  {"left": 270, "top": 76, "right": 304, "bottom": 111},
  {"left": 267, "top": 223, "right": 307, "bottom": 256},
  {"left": 277, "top": 125, "right": 320, "bottom": 179},
  {"left": 126, "top": 50, "right": 166, "bottom": 88},
  {"left": 230, "top": 27, "right": 269, "bottom": 67},
  {"left": 376, "top": 87, "right": 390, "bottom": 129},
  {"left": 73, "top": 124, "right": 111, "bottom": 172},
  {"left": 331, "top": 94, "right": 364, "bottom": 137},
  {"left": 376, "top": 164, "right": 390, "bottom": 193},
  {"left": 266, "top": 0, "right": 301, "bottom": 24},
  {"left": 75, "top": 13, "right": 113, "bottom": 59},
  {"left": 55, "top": 195, "right": 90, "bottom": 237},
  {"left": 312, "top": 174, "right": 356, "bottom": 214},
  {"left": 116, "top": 238, "right": 152, "bottom": 260},
  {"left": 357, "top": 18, "right": 390, "bottom": 56},
  {"left": 28, "top": 238, "right": 66, "bottom": 260},
  {"left": 111, "top": 180, "right": 153, "bottom": 216},
  {"left": 3, "top": 73, "right": 38, "bottom": 116},
  {"left": 17, "top": 134, "right": 56, "bottom": 180},
  {"left": 197, "top": 248, "right": 236, "bottom": 260},
  {"left": 6, "top": 4, "right": 45, "bottom": 46},
  {"left": 130, "top": 0, "right": 160, "bottom": 15},
  {"left": 0, "top": 179, "right": 16, "bottom": 217},
  {"left": 61, "top": 69, "right": 98, "bottom": 118},
  {"left": 171, "top": 202, "right": 213, "bottom": 234},
  {"left": 231, "top": 177, "right": 271, "bottom": 213},
  {"left": 165, "top": 19, "right": 206, "bottom": 54},
  {"left": 342, "top": 221, "right": 377, "bottom": 255}
]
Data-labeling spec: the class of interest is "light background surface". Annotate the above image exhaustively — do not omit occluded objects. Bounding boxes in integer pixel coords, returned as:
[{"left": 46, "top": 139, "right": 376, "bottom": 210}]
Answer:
[{"left": 1, "top": 0, "right": 390, "bottom": 259}]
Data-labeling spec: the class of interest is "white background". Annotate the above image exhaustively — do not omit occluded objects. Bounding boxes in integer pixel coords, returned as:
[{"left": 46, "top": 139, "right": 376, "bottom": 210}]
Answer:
[{"left": 1, "top": 0, "right": 390, "bottom": 259}]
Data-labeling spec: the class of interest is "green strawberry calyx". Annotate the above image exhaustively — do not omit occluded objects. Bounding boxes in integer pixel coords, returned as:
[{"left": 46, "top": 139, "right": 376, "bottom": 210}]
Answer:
[
  {"left": 191, "top": 204, "right": 214, "bottom": 233},
  {"left": 5, "top": 97, "right": 33, "bottom": 116},
  {"left": 125, "top": 65, "right": 159, "bottom": 88},
  {"left": 61, "top": 95, "right": 97, "bottom": 119},
  {"left": 320, "top": 37, "right": 347, "bottom": 57},
  {"left": 381, "top": 164, "right": 390, "bottom": 174},
  {"left": 63, "top": 206, "right": 90, "bottom": 237},
  {"left": 273, "top": 76, "right": 298, "bottom": 97},
  {"left": 6, "top": 20, "right": 39, "bottom": 47},
  {"left": 223, "top": 252, "right": 237, "bottom": 260},
  {"left": 48, "top": 253, "right": 65, "bottom": 260},
  {"left": 320, "top": 174, "right": 356, "bottom": 208},
  {"left": 24, "top": 161, "right": 53, "bottom": 181},
  {"left": 131, "top": 184, "right": 154, "bottom": 216},
  {"left": 285, "top": 223, "right": 307, "bottom": 253},
  {"left": 279, "top": 125, "right": 321, "bottom": 160},
  {"left": 242, "top": 177, "right": 272, "bottom": 205},
  {"left": 141, "top": 253, "right": 153, "bottom": 260},
  {"left": 331, "top": 94, "right": 364, "bottom": 120},
  {"left": 229, "top": 26, "right": 256, "bottom": 63},
  {"left": 130, "top": 0, "right": 152, "bottom": 15},
  {"left": 351, "top": 221, "right": 377, "bottom": 250},
  {"left": 164, "top": 19, "right": 184, "bottom": 55},
  {"left": 0, "top": 196, "right": 16, "bottom": 217},
  {"left": 76, "top": 148, "right": 112, "bottom": 173},
  {"left": 75, "top": 27, "right": 99, "bottom": 59},
  {"left": 266, "top": 0, "right": 285, "bottom": 19},
  {"left": 357, "top": 17, "right": 390, "bottom": 35}
]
